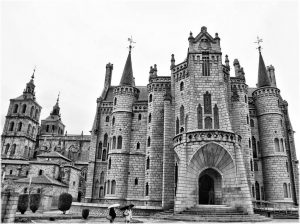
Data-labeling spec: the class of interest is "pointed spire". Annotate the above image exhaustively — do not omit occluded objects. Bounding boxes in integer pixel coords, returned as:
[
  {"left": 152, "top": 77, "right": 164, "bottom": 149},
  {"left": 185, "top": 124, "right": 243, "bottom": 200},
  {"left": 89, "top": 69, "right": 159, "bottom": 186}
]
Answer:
[
  {"left": 50, "top": 93, "right": 61, "bottom": 117},
  {"left": 257, "top": 49, "right": 271, "bottom": 88},
  {"left": 120, "top": 37, "right": 135, "bottom": 86}
]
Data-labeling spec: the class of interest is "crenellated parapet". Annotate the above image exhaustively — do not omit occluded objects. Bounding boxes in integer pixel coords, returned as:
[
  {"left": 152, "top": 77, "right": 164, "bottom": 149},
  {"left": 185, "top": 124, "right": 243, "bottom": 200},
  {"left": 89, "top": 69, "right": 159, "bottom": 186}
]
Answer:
[
  {"left": 113, "top": 86, "right": 140, "bottom": 98},
  {"left": 252, "top": 87, "right": 280, "bottom": 100},
  {"left": 147, "top": 80, "right": 171, "bottom": 93}
]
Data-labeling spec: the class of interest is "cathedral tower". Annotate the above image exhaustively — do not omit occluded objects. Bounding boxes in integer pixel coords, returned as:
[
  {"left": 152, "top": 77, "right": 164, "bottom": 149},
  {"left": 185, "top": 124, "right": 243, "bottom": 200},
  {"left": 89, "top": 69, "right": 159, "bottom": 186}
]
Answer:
[
  {"left": 1, "top": 70, "right": 41, "bottom": 160},
  {"left": 40, "top": 94, "right": 65, "bottom": 136},
  {"left": 253, "top": 47, "right": 294, "bottom": 203}
]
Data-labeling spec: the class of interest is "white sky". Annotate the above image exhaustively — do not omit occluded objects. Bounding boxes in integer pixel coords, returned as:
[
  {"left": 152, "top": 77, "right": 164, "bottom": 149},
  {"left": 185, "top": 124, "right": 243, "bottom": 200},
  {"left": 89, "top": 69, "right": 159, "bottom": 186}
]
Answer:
[{"left": 1, "top": 0, "right": 299, "bottom": 157}]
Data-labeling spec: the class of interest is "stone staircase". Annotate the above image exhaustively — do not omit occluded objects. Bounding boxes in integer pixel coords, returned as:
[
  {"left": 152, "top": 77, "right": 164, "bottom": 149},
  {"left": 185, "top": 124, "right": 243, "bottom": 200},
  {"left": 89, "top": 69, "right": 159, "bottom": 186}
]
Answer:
[{"left": 156, "top": 205, "right": 271, "bottom": 222}]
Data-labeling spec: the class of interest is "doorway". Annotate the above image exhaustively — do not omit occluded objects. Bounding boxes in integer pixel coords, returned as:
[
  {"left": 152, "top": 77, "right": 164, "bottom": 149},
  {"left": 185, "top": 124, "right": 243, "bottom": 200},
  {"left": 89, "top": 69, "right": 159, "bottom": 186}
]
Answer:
[{"left": 199, "top": 174, "right": 214, "bottom": 204}]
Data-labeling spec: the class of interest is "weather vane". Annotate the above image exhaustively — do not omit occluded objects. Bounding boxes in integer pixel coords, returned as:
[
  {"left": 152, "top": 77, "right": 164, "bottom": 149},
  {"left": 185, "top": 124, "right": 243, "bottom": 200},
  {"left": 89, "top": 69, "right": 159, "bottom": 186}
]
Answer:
[
  {"left": 254, "top": 36, "right": 263, "bottom": 52},
  {"left": 127, "top": 36, "right": 136, "bottom": 52}
]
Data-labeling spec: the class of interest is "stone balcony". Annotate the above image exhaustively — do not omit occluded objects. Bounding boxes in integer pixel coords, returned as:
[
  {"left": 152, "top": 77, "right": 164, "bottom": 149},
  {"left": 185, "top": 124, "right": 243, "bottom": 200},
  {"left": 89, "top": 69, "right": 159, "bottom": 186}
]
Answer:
[{"left": 173, "top": 130, "right": 241, "bottom": 147}]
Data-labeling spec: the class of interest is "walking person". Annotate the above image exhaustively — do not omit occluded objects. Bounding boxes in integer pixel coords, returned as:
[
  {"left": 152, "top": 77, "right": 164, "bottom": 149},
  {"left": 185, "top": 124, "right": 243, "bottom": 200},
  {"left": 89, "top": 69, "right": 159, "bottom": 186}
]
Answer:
[
  {"left": 109, "top": 207, "right": 116, "bottom": 223},
  {"left": 124, "top": 207, "right": 132, "bottom": 223}
]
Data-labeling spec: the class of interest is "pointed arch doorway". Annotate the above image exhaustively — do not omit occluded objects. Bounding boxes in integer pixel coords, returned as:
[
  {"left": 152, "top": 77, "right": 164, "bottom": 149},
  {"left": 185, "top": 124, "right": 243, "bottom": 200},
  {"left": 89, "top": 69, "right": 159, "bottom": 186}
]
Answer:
[{"left": 198, "top": 168, "right": 222, "bottom": 204}]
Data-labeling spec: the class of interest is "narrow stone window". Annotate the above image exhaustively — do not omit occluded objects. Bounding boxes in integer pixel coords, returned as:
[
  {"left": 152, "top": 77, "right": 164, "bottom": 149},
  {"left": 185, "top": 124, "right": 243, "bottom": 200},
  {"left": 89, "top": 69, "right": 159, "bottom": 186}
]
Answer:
[
  {"left": 111, "top": 180, "right": 116, "bottom": 194},
  {"left": 39, "top": 169, "right": 43, "bottom": 175},
  {"left": 114, "top": 97, "right": 117, "bottom": 106},
  {"left": 9, "top": 122, "right": 14, "bottom": 131},
  {"left": 9, "top": 170, "right": 13, "bottom": 175},
  {"left": 250, "top": 119, "right": 254, "bottom": 127},
  {"left": 254, "top": 161, "right": 258, "bottom": 171},
  {"left": 112, "top": 136, "right": 116, "bottom": 149},
  {"left": 274, "top": 138, "right": 280, "bottom": 152},
  {"left": 245, "top": 95, "right": 247, "bottom": 103},
  {"left": 107, "top": 180, "right": 110, "bottom": 194},
  {"left": 202, "top": 55, "right": 210, "bottom": 76},
  {"left": 22, "top": 104, "right": 27, "bottom": 113},
  {"left": 213, "top": 104, "right": 219, "bottom": 129},
  {"left": 102, "top": 149, "right": 106, "bottom": 161},
  {"left": 147, "top": 137, "right": 151, "bottom": 147},
  {"left": 136, "top": 142, "right": 140, "bottom": 149},
  {"left": 280, "top": 139, "right": 284, "bottom": 152},
  {"left": 251, "top": 185, "right": 255, "bottom": 198},
  {"left": 249, "top": 138, "right": 251, "bottom": 148},
  {"left": 286, "top": 161, "right": 289, "bottom": 173},
  {"left": 283, "top": 183, "right": 288, "bottom": 198},
  {"left": 288, "top": 183, "right": 291, "bottom": 198},
  {"left": 4, "top": 144, "right": 10, "bottom": 154},
  {"left": 176, "top": 117, "right": 179, "bottom": 134},
  {"left": 255, "top": 182, "right": 260, "bottom": 200},
  {"left": 149, "top": 94, "right": 153, "bottom": 102},
  {"left": 252, "top": 136, "right": 257, "bottom": 158},
  {"left": 204, "top": 91, "right": 212, "bottom": 114},
  {"left": 146, "top": 156, "right": 150, "bottom": 170},
  {"left": 30, "top": 106, "right": 34, "bottom": 117},
  {"left": 103, "top": 133, "right": 108, "bottom": 146},
  {"left": 35, "top": 109, "right": 39, "bottom": 119},
  {"left": 246, "top": 115, "right": 249, "bottom": 124},
  {"left": 10, "top": 144, "right": 16, "bottom": 156},
  {"left": 13, "top": 104, "right": 18, "bottom": 113},
  {"left": 148, "top": 113, "right": 152, "bottom": 123},
  {"left": 250, "top": 159, "right": 253, "bottom": 171},
  {"left": 105, "top": 116, "right": 110, "bottom": 122},
  {"left": 99, "top": 187, "right": 104, "bottom": 197},
  {"left": 117, "top": 136, "right": 122, "bottom": 149},
  {"left": 204, "top": 117, "right": 212, "bottom": 129},
  {"left": 135, "top": 178, "right": 138, "bottom": 185},
  {"left": 138, "top": 114, "right": 142, "bottom": 120},
  {"left": 180, "top": 105, "right": 184, "bottom": 125},
  {"left": 18, "top": 122, "right": 22, "bottom": 131},
  {"left": 145, "top": 183, "right": 149, "bottom": 196},
  {"left": 180, "top": 82, "right": 184, "bottom": 91},
  {"left": 97, "top": 142, "right": 102, "bottom": 159},
  {"left": 108, "top": 157, "right": 111, "bottom": 169},
  {"left": 46, "top": 125, "right": 49, "bottom": 132},
  {"left": 197, "top": 104, "right": 203, "bottom": 129}
]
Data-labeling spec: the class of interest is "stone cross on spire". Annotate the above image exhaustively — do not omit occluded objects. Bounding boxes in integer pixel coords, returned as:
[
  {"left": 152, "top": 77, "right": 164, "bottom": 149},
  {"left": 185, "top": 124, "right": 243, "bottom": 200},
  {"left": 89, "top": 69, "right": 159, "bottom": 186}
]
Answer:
[
  {"left": 31, "top": 66, "right": 36, "bottom": 80},
  {"left": 127, "top": 36, "right": 136, "bottom": 52},
  {"left": 57, "top": 92, "right": 60, "bottom": 104},
  {"left": 254, "top": 36, "right": 263, "bottom": 52}
]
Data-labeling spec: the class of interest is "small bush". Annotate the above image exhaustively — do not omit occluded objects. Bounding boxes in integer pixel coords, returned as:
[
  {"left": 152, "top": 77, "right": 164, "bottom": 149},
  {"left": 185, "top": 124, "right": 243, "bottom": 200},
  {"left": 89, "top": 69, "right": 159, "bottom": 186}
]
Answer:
[
  {"left": 82, "top": 208, "right": 89, "bottom": 219},
  {"left": 58, "top": 192, "right": 73, "bottom": 214},
  {"left": 30, "top": 194, "right": 41, "bottom": 213},
  {"left": 17, "top": 194, "right": 29, "bottom": 214}
]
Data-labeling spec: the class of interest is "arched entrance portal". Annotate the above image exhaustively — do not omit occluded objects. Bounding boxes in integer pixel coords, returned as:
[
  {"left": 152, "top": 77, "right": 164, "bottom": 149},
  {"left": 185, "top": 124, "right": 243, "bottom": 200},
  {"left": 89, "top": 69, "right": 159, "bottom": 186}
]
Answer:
[
  {"left": 198, "top": 168, "right": 222, "bottom": 204},
  {"left": 199, "top": 174, "right": 214, "bottom": 204}
]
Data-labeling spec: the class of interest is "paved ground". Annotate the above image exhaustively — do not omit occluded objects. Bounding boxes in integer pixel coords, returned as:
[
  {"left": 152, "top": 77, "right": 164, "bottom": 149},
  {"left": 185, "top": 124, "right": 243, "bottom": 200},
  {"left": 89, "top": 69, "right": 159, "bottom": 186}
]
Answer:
[{"left": 17, "top": 210, "right": 299, "bottom": 223}]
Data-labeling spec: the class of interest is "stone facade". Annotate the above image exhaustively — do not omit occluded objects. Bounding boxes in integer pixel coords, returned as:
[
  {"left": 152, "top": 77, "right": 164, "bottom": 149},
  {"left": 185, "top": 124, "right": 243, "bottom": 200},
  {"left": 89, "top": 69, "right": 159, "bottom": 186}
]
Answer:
[{"left": 1, "top": 26, "right": 298, "bottom": 213}]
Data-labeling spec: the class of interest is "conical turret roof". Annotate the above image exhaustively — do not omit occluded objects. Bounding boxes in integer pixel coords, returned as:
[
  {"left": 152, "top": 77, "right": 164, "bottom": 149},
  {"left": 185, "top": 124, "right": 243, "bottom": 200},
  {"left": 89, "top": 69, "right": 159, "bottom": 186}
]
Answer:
[
  {"left": 119, "top": 51, "right": 134, "bottom": 86},
  {"left": 257, "top": 50, "right": 271, "bottom": 88}
]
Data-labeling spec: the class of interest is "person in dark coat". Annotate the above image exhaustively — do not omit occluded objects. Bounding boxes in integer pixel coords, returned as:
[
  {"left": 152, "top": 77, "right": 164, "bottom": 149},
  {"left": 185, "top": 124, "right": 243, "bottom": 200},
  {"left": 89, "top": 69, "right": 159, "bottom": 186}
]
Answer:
[
  {"left": 109, "top": 207, "right": 116, "bottom": 223},
  {"left": 208, "top": 188, "right": 214, "bottom": 204}
]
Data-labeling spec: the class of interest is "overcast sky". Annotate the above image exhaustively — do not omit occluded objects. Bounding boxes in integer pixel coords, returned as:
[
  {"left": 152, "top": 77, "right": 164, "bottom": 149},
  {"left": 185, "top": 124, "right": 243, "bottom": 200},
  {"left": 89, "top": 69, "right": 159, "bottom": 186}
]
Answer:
[{"left": 1, "top": 0, "right": 299, "bottom": 156}]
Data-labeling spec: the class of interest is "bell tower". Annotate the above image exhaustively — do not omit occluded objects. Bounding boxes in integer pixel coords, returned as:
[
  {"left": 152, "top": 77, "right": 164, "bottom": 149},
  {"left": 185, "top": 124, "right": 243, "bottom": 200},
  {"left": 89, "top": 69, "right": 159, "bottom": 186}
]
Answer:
[{"left": 1, "top": 69, "right": 42, "bottom": 160}]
